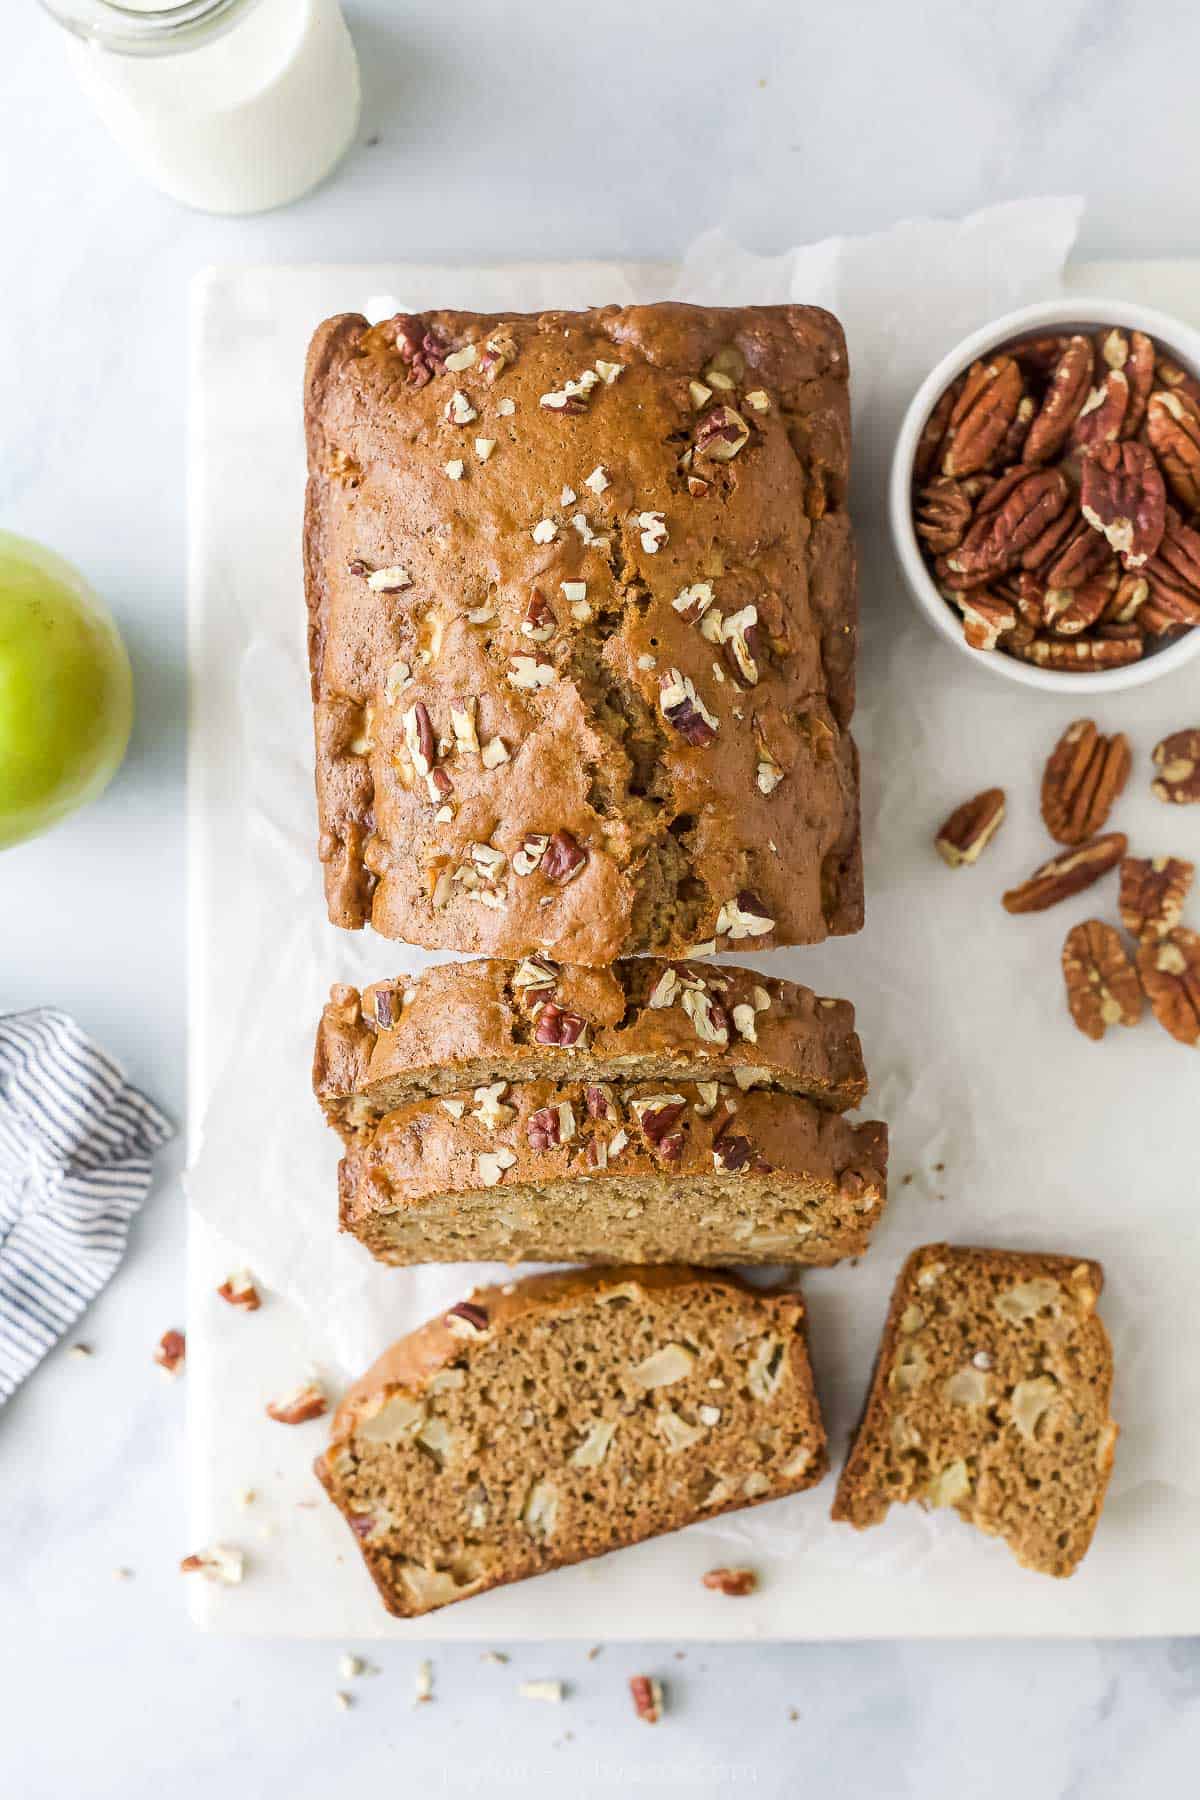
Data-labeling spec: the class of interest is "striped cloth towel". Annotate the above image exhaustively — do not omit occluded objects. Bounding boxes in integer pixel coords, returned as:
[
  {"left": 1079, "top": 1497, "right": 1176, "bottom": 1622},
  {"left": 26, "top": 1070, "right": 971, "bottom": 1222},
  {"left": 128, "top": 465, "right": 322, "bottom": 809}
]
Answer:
[{"left": 0, "top": 1008, "right": 174, "bottom": 1403}]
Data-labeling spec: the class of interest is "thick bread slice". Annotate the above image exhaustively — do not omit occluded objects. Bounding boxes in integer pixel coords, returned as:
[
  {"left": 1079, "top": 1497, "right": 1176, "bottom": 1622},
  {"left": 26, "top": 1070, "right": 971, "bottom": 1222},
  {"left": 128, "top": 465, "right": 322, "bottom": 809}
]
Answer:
[
  {"left": 315, "top": 1264, "right": 828, "bottom": 1617},
  {"left": 832, "top": 1243, "right": 1118, "bottom": 1578},
  {"left": 337, "top": 1079, "right": 887, "bottom": 1266},
  {"left": 314, "top": 956, "right": 868, "bottom": 1137}
]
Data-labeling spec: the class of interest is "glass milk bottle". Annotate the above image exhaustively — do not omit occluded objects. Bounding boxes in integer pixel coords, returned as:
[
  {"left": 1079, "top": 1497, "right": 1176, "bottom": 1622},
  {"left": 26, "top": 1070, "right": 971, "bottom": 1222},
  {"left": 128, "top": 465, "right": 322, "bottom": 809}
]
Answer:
[{"left": 38, "top": 0, "right": 361, "bottom": 215}]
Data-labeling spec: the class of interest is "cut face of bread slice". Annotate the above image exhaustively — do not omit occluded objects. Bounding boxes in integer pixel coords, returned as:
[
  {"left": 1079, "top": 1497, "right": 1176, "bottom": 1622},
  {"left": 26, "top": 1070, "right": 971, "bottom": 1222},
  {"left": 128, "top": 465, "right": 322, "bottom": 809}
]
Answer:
[
  {"left": 339, "top": 1078, "right": 887, "bottom": 1266},
  {"left": 315, "top": 1265, "right": 828, "bottom": 1617},
  {"left": 832, "top": 1244, "right": 1118, "bottom": 1578},
  {"left": 314, "top": 957, "right": 868, "bottom": 1138}
]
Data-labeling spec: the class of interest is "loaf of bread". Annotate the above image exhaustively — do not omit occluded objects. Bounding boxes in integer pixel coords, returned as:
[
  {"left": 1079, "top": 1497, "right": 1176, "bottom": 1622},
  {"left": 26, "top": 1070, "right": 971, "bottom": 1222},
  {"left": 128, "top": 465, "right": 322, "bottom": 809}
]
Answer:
[
  {"left": 314, "top": 956, "right": 869, "bottom": 1135},
  {"left": 832, "top": 1243, "right": 1118, "bottom": 1577},
  {"left": 339, "top": 1077, "right": 887, "bottom": 1266},
  {"left": 304, "top": 302, "right": 860, "bottom": 962},
  {"left": 315, "top": 1264, "right": 828, "bottom": 1616}
]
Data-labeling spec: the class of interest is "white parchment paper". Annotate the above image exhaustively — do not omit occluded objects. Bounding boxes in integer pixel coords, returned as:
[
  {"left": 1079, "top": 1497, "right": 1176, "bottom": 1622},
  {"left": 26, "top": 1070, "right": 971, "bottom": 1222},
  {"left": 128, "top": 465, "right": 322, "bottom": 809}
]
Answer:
[{"left": 189, "top": 203, "right": 1200, "bottom": 1578}]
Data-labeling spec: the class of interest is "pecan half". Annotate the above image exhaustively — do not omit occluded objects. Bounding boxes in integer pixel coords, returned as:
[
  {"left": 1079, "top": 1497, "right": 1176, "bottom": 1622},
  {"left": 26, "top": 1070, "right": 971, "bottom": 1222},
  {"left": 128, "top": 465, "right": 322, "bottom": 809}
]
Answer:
[
  {"left": 942, "top": 357, "right": 1024, "bottom": 477},
  {"left": 1079, "top": 441, "right": 1166, "bottom": 567},
  {"left": 1095, "top": 327, "right": 1155, "bottom": 436},
  {"left": 1008, "top": 633, "right": 1143, "bottom": 672},
  {"left": 1144, "top": 511, "right": 1200, "bottom": 626},
  {"left": 1071, "top": 369, "right": 1129, "bottom": 454},
  {"left": 955, "top": 589, "right": 1017, "bottom": 652},
  {"left": 1041, "top": 719, "right": 1131, "bottom": 845},
  {"left": 914, "top": 478, "right": 974, "bottom": 555},
  {"left": 935, "top": 788, "right": 1006, "bottom": 867},
  {"left": 949, "top": 467, "right": 1069, "bottom": 576},
  {"left": 1156, "top": 356, "right": 1200, "bottom": 408},
  {"left": 1103, "top": 571, "right": 1150, "bottom": 624},
  {"left": 702, "top": 1567, "right": 759, "bottom": 1596},
  {"left": 1044, "top": 570, "right": 1118, "bottom": 638},
  {"left": 1146, "top": 390, "right": 1200, "bottom": 512},
  {"left": 1040, "top": 515, "right": 1112, "bottom": 589},
  {"left": 1024, "top": 335, "right": 1094, "bottom": 463},
  {"left": 1061, "top": 921, "right": 1143, "bottom": 1040},
  {"left": 1138, "top": 928, "right": 1200, "bottom": 1045},
  {"left": 1002, "top": 833, "right": 1127, "bottom": 914},
  {"left": 1119, "top": 855, "right": 1194, "bottom": 940},
  {"left": 914, "top": 380, "right": 961, "bottom": 482},
  {"left": 1152, "top": 729, "right": 1200, "bottom": 803}
]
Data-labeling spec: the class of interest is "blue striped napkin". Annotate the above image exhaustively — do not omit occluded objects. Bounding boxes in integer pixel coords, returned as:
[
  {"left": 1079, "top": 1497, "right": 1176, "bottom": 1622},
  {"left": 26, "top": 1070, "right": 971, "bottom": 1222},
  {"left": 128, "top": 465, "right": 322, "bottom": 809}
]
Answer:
[{"left": 0, "top": 1009, "right": 174, "bottom": 1403}]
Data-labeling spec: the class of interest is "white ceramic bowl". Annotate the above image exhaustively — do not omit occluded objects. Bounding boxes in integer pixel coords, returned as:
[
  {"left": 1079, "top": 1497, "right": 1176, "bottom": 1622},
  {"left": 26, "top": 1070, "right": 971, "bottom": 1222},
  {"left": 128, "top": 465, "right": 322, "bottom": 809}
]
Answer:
[{"left": 890, "top": 295, "right": 1200, "bottom": 694}]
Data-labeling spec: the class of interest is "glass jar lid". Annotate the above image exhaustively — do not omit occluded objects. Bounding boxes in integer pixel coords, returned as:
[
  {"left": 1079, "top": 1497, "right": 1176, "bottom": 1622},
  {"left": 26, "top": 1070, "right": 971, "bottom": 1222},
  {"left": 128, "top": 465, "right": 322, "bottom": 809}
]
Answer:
[{"left": 38, "top": 0, "right": 255, "bottom": 56}]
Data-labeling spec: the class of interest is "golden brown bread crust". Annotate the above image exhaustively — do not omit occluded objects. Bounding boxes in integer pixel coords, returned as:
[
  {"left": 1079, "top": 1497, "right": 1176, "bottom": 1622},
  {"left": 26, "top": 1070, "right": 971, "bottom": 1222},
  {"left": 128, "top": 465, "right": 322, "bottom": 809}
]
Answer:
[
  {"left": 337, "top": 1079, "right": 888, "bottom": 1266},
  {"left": 312, "top": 956, "right": 869, "bottom": 1133},
  {"left": 304, "top": 303, "right": 861, "bottom": 961},
  {"left": 832, "top": 1243, "right": 1118, "bottom": 1578},
  {"left": 317, "top": 1264, "right": 829, "bottom": 1617}
]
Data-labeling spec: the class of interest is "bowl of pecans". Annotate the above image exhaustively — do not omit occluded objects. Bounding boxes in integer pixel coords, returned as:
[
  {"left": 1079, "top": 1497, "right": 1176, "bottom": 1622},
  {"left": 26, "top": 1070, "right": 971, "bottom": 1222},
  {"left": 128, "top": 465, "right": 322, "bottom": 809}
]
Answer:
[{"left": 891, "top": 297, "right": 1200, "bottom": 692}]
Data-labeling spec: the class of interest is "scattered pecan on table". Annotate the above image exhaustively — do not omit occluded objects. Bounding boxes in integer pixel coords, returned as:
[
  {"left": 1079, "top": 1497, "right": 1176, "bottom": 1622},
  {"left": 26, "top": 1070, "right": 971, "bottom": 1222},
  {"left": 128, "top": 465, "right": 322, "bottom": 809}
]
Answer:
[{"left": 912, "top": 325, "right": 1200, "bottom": 667}]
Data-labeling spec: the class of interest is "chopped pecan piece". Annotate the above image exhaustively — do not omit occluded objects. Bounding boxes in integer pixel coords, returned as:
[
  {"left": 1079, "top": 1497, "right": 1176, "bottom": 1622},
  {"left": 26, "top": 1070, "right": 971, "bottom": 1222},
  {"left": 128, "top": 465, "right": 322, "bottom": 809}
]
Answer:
[
  {"left": 702, "top": 1566, "right": 759, "bottom": 1596},
  {"left": 695, "top": 405, "right": 749, "bottom": 461},
  {"left": 1138, "top": 928, "right": 1200, "bottom": 1045},
  {"left": 541, "top": 829, "right": 587, "bottom": 882},
  {"left": 659, "top": 668, "right": 719, "bottom": 746},
  {"left": 632, "top": 1095, "right": 688, "bottom": 1154},
  {"left": 265, "top": 1381, "right": 328, "bottom": 1425},
  {"left": 629, "top": 1675, "right": 664, "bottom": 1724},
  {"left": 533, "top": 1002, "right": 588, "bottom": 1047},
  {"left": 154, "top": 1329, "right": 186, "bottom": 1376},
  {"left": 934, "top": 788, "right": 1006, "bottom": 867},
  {"left": 1151, "top": 729, "right": 1200, "bottom": 803},
  {"left": 217, "top": 1271, "right": 262, "bottom": 1311},
  {"left": 1146, "top": 389, "right": 1200, "bottom": 512},
  {"left": 1024, "top": 335, "right": 1094, "bottom": 463},
  {"left": 1079, "top": 441, "right": 1166, "bottom": 567},
  {"left": 941, "top": 356, "right": 1024, "bottom": 477},
  {"left": 1061, "top": 921, "right": 1143, "bottom": 1040},
  {"left": 392, "top": 314, "right": 446, "bottom": 387},
  {"left": 444, "top": 1301, "right": 489, "bottom": 1337},
  {"left": 1002, "top": 833, "right": 1127, "bottom": 914},
  {"left": 1119, "top": 855, "right": 1194, "bottom": 940},
  {"left": 712, "top": 1131, "right": 753, "bottom": 1173},
  {"left": 1040, "top": 720, "right": 1131, "bottom": 845}
]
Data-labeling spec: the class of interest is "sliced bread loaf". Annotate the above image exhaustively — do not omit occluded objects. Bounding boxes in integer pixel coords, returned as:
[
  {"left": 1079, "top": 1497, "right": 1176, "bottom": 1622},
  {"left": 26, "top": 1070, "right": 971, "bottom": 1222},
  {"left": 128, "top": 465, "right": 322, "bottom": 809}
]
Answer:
[
  {"left": 315, "top": 1264, "right": 828, "bottom": 1616},
  {"left": 832, "top": 1243, "right": 1118, "bottom": 1577},
  {"left": 314, "top": 956, "right": 868, "bottom": 1137},
  {"left": 338, "top": 1078, "right": 887, "bottom": 1266}
]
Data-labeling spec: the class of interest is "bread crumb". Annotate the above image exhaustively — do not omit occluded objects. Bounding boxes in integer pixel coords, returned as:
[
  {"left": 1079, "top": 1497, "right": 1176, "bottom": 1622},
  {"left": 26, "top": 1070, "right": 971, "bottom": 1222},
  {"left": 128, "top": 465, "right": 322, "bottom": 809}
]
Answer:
[
  {"left": 480, "top": 1650, "right": 509, "bottom": 1665},
  {"left": 334, "top": 1691, "right": 353, "bottom": 1713},
  {"left": 414, "top": 1659, "right": 434, "bottom": 1704}
]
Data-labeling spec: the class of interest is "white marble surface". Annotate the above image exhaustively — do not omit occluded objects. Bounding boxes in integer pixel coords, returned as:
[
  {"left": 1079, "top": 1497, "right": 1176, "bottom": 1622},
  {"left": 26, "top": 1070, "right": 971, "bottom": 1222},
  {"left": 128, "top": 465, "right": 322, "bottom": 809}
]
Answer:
[{"left": 3, "top": 1, "right": 1200, "bottom": 1793}]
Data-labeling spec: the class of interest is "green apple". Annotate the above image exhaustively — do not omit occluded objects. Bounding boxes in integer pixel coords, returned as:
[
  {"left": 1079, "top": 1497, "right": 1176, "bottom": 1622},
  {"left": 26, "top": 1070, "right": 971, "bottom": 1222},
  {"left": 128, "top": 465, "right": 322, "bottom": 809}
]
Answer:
[{"left": 0, "top": 532, "right": 133, "bottom": 850}]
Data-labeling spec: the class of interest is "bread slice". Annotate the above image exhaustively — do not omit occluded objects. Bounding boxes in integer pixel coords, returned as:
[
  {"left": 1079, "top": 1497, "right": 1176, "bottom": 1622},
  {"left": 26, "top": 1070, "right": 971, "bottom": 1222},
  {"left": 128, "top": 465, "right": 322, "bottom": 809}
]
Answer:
[
  {"left": 315, "top": 1264, "right": 828, "bottom": 1617},
  {"left": 314, "top": 956, "right": 868, "bottom": 1138},
  {"left": 339, "top": 1077, "right": 887, "bottom": 1266},
  {"left": 832, "top": 1243, "right": 1118, "bottom": 1577}
]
